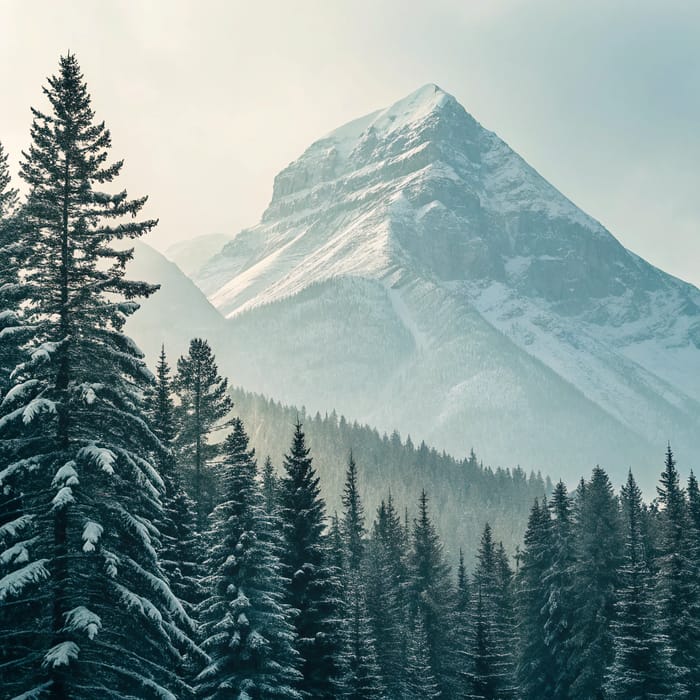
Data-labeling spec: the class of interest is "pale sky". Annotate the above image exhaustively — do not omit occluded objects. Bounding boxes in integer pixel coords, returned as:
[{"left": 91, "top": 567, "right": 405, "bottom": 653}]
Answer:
[{"left": 2, "top": 1, "right": 699, "bottom": 286}]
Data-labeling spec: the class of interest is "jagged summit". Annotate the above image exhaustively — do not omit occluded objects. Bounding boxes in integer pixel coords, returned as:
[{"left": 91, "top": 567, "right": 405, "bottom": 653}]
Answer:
[{"left": 188, "top": 85, "right": 700, "bottom": 484}]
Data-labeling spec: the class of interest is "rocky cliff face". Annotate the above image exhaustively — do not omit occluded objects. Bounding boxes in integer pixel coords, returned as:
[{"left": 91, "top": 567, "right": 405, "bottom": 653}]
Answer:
[{"left": 191, "top": 84, "right": 700, "bottom": 486}]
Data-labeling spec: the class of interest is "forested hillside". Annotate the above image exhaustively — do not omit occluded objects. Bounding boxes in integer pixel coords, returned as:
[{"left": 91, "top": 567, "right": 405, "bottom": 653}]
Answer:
[{"left": 230, "top": 388, "right": 550, "bottom": 564}]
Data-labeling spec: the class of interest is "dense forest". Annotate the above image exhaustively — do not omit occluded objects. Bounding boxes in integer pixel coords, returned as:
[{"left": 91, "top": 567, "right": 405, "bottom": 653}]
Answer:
[{"left": 1, "top": 54, "right": 700, "bottom": 699}]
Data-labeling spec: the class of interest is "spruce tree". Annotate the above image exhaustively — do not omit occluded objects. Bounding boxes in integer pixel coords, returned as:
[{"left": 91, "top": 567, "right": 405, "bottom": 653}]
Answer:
[
  {"left": 197, "top": 417, "right": 301, "bottom": 699},
  {"left": 402, "top": 616, "right": 441, "bottom": 700},
  {"left": 407, "top": 490, "right": 457, "bottom": 697},
  {"left": 174, "top": 337, "right": 233, "bottom": 530},
  {"left": 366, "top": 496, "right": 408, "bottom": 698},
  {"left": 0, "top": 54, "right": 197, "bottom": 698},
  {"left": 568, "top": 466, "right": 623, "bottom": 700},
  {"left": 604, "top": 470, "right": 682, "bottom": 699},
  {"left": 145, "top": 346, "right": 201, "bottom": 629},
  {"left": 262, "top": 455, "right": 278, "bottom": 516},
  {"left": 464, "top": 523, "right": 517, "bottom": 699},
  {"left": 655, "top": 445, "right": 700, "bottom": 692},
  {"left": 544, "top": 481, "right": 576, "bottom": 698},
  {"left": 278, "top": 421, "right": 346, "bottom": 698},
  {"left": 341, "top": 451, "right": 365, "bottom": 573},
  {"left": 516, "top": 499, "right": 556, "bottom": 700}
]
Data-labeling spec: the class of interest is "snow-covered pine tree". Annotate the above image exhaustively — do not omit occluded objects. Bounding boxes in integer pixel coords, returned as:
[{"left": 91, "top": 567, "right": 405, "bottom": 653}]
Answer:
[
  {"left": 655, "top": 445, "right": 700, "bottom": 692},
  {"left": 568, "top": 466, "right": 623, "bottom": 699},
  {"left": 341, "top": 451, "right": 365, "bottom": 573},
  {"left": 145, "top": 346, "right": 202, "bottom": 635},
  {"left": 277, "top": 421, "right": 346, "bottom": 698},
  {"left": 197, "top": 417, "right": 301, "bottom": 699},
  {"left": 402, "top": 616, "right": 441, "bottom": 700},
  {"left": 463, "top": 523, "right": 517, "bottom": 700},
  {"left": 0, "top": 53, "right": 198, "bottom": 698},
  {"left": 516, "top": 499, "right": 556, "bottom": 700},
  {"left": 338, "top": 453, "right": 385, "bottom": 700},
  {"left": 262, "top": 455, "right": 278, "bottom": 516},
  {"left": 366, "top": 496, "right": 409, "bottom": 699},
  {"left": 174, "top": 337, "right": 233, "bottom": 531},
  {"left": 604, "top": 470, "right": 682, "bottom": 699},
  {"left": 407, "top": 490, "right": 457, "bottom": 697},
  {"left": 544, "top": 482, "right": 576, "bottom": 698}
]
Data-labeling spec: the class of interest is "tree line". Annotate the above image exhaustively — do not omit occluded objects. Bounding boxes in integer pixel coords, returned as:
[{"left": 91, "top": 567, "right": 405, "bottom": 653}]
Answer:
[{"left": 2, "top": 53, "right": 700, "bottom": 699}]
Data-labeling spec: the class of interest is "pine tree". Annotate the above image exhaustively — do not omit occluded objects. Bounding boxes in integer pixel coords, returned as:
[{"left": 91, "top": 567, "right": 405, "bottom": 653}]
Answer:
[
  {"left": 262, "top": 455, "right": 278, "bottom": 516},
  {"left": 145, "top": 346, "right": 201, "bottom": 631},
  {"left": 516, "top": 499, "right": 556, "bottom": 700},
  {"left": 408, "top": 490, "right": 457, "bottom": 697},
  {"left": 604, "top": 470, "right": 682, "bottom": 698},
  {"left": 278, "top": 421, "right": 346, "bottom": 698},
  {"left": 0, "top": 54, "right": 197, "bottom": 698},
  {"left": 464, "top": 523, "right": 517, "bottom": 699},
  {"left": 402, "top": 616, "right": 441, "bottom": 700},
  {"left": 544, "top": 482, "right": 576, "bottom": 698},
  {"left": 174, "top": 337, "right": 233, "bottom": 530},
  {"left": 341, "top": 451, "right": 365, "bottom": 573},
  {"left": 568, "top": 466, "right": 623, "bottom": 700},
  {"left": 197, "top": 417, "right": 301, "bottom": 699},
  {"left": 687, "top": 471, "right": 700, "bottom": 538},
  {"left": 366, "top": 496, "right": 409, "bottom": 699},
  {"left": 655, "top": 445, "right": 700, "bottom": 692}
]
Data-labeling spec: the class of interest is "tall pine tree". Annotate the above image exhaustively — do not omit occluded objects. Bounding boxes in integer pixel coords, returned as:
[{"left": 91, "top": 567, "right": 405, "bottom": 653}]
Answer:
[
  {"left": 278, "top": 421, "right": 346, "bottom": 698},
  {"left": 197, "top": 417, "right": 301, "bottom": 699},
  {"left": 174, "top": 337, "right": 233, "bottom": 530},
  {"left": 0, "top": 54, "right": 197, "bottom": 698}
]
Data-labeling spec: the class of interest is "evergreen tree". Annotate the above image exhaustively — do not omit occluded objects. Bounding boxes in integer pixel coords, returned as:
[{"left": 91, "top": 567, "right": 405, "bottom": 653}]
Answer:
[
  {"left": 464, "top": 523, "right": 517, "bottom": 699},
  {"left": 262, "top": 455, "right": 278, "bottom": 516},
  {"left": 278, "top": 421, "right": 346, "bottom": 698},
  {"left": 145, "top": 346, "right": 202, "bottom": 632},
  {"left": 366, "top": 496, "right": 408, "bottom": 699},
  {"left": 197, "top": 417, "right": 301, "bottom": 699},
  {"left": 516, "top": 499, "right": 556, "bottom": 700},
  {"left": 341, "top": 451, "right": 365, "bottom": 573},
  {"left": 407, "top": 490, "right": 457, "bottom": 697},
  {"left": 655, "top": 445, "right": 700, "bottom": 692},
  {"left": 0, "top": 54, "right": 196, "bottom": 698},
  {"left": 568, "top": 466, "right": 623, "bottom": 700},
  {"left": 402, "top": 616, "right": 441, "bottom": 700},
  {"left": 687, "top": 471, "right": 700, "bottom": 538},
  {"left": 544, "top": 482, "right": 576, "bottom": 698},
  {"left": 604, "top": 470, "right": 682, "bottom": 699},
  {"left": 174, "top": 337, "right": 233, "bottom": 530}
]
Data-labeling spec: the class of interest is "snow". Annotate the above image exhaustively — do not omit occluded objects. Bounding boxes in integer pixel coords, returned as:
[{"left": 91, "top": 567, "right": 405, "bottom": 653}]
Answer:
[
  {"left": 22, "top": 398, "right": 57, "bottom": 425},
  {"left": 0, "top": 537, "right": 36, "bottom": 566},
  {"left": 82, "top": 521, "right": 104, "bottom": 552},
  {"left": 42, "top": 641, "right": 80, "bottom": 668},
  {"left": 0, "top": 378, "right": 39, "bottom": 407},
  {"left": 52, "top": 461, "right": 79, "bottom": 487},
  {"left": 64, "top": 606, "right": 102, "bottom": 640},
  {"left": 0, "top": 559, "right": 50, "bottom": 601},
  {"left": 0, "top": 514, "right": 33, "bottom": 541},
  {"left": 78, "top": 444, "right": 116, "bottom": 475},
  {"left": 51, "top": 486, "right": 75, "bottom": 510}
]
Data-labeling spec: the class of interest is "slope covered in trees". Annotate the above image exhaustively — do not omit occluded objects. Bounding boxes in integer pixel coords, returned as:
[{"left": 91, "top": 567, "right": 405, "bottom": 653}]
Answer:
[{"left": 230, "top": 388, "right": 550, "bottom": 563}]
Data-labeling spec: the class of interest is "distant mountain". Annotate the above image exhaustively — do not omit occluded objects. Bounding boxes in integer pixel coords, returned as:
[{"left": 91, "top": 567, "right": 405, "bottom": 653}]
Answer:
[
  {"left": 163, "top": 233, "right": 233, "bottom": 277},
  {"left": 190, "top": 84, "right": 700, "bottom": 488}
]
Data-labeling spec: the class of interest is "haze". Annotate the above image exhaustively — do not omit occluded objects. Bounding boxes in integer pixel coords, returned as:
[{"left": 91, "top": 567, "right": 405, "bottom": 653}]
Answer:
[{"left": 2, "top": 1, "right": 698, "bottom": 286}]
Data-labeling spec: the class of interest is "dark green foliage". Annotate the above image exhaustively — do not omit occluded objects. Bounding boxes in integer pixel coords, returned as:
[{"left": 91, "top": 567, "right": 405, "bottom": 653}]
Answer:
[
  {"left": 262, "top": 455, "right": 278, "bottom": 516},
  {"left": 174, "top": 337, "right": 233, "bottom": 530},
  {"left": 464, "top": 523, "right": 517, "bottom": 699},
  {"left": 568, "top": 466, "right": 623, "bottom": 700},
  {"left": 0, "top": 53, "right": 196, "bottom": 698},
  {"left": 403, "top": 616, "right": 441, "bottom": 700},
  {"left": 655, "top": 445, "right": 700, "bottom": 692},
  {"left": 516, "top": 499, "right": 556, "bottom": 700},
  {"left": 278, "top": 422, "right": 346, "bottom": 698},
  {"left": 341, "top": 451, "right": 365, "bottom": 572},
  {"left": 197, "top": 418, "right": 301, "bottom": 699},
  {"left": 231, "top": 390, "right": 550, "bottom": 563},
  {"left": 604, "top": 470, "right": 682, "bottom": 699},
  {"left": 366, "top": 496, "right": 409, "bottom": 699}
]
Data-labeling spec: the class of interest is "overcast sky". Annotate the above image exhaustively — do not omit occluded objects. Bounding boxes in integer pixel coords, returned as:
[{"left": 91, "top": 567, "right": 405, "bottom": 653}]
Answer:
[{"left": 2, "top": 1, "right": 699, "bottom": 286}]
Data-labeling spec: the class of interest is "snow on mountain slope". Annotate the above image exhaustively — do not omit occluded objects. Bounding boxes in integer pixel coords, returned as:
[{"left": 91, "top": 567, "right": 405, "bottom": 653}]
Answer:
[{"left": 190, "top": 84, "right": 700, "bottom": 485}]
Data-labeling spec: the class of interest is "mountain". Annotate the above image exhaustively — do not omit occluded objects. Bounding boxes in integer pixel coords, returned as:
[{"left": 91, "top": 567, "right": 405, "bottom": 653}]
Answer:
[
  {"left": 188, "top": 84, "right": 699, "bottom": 487},
  {"left": 163, "top": 233, "right": 233, "bottom": 277},
  {"left": 125, "top": 241, "right": 231, "bottom": 363}
]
